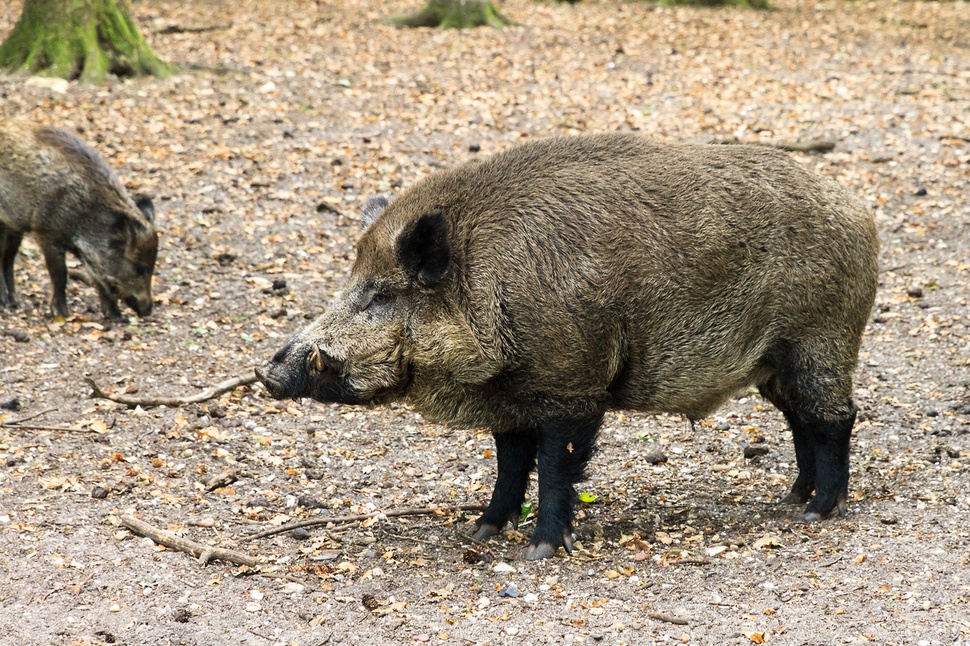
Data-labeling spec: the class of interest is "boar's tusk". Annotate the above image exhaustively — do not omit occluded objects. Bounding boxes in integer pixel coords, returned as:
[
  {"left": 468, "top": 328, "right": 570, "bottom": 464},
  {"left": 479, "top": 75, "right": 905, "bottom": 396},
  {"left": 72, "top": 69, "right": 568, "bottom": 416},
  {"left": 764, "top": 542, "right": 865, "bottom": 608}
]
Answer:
[{"left": 307, "top": 344, "right": 326, "bottom": 374}]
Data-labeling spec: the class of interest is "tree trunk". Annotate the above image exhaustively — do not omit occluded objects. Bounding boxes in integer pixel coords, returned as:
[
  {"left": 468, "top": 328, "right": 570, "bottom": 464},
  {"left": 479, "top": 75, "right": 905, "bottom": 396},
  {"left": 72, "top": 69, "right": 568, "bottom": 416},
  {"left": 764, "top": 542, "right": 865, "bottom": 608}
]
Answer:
[
  {"left": 0, "top": 0, "right": 171, "bottom": 83},
  {"left": 388, "top": 0, "right": 517, "bottom": 29}
]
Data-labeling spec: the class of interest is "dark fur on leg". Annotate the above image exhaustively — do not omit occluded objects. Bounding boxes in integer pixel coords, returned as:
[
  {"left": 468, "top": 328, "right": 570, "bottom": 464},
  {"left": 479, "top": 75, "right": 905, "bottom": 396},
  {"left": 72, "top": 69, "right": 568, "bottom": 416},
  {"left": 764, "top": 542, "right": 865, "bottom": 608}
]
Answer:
[
  {"left": 780, "top": 411, "right": 817, "bottom": 504},
  {"left": 473, "top": 429, "right": 537, "bottom": 540},
  {"left": 525, "top": 414, "right": 601, "bottom": 560},
  {"left": 803, "top": 411, "right": 855, "bottom": 520}
]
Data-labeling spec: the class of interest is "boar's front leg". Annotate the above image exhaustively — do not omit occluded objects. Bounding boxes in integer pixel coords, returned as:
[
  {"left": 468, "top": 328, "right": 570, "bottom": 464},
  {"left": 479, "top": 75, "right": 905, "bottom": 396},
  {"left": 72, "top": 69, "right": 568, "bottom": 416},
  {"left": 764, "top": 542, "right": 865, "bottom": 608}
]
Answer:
[
  {"left": 473, "top": 430, "right": 538, "bottom": 541},
  {"left": 39, "top": 241, "right": 70, "bottom": 318},
  {"left": 525, "top": 414, "right": 601, "bottom": 560},
  {"left": 94, "top": 281, "right": 123, "bottom": 320},
  {"left": 0, "top": 228, "right": 23, "bottom": 307}
]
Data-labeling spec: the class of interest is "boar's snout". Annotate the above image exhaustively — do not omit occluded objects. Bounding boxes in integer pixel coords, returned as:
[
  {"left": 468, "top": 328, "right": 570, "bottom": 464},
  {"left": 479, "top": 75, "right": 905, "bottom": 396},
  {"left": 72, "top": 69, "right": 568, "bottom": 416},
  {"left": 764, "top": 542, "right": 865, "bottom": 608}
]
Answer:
[
  {"left": 125, "top": 294, "right": 153, "bottom": 317},
  {"left": 256, "top": 339, "right": 344, "bottom": 400}
]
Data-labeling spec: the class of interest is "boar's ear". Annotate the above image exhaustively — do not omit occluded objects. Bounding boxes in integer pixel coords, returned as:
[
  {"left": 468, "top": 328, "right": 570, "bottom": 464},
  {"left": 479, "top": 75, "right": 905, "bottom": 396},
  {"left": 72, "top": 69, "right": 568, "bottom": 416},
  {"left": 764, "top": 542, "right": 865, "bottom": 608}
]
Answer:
[
  {"left": 111, "top": 210, "right": 148, "bottom": 247},
  {"left": 361, "top": 195, "right": 388, "bottom": 230},
  {"left": 133, "top": 194, "right": 155, "bottom": 223},
  {"left": 397, "top": 210, "right": 450, "bottom": 287}
]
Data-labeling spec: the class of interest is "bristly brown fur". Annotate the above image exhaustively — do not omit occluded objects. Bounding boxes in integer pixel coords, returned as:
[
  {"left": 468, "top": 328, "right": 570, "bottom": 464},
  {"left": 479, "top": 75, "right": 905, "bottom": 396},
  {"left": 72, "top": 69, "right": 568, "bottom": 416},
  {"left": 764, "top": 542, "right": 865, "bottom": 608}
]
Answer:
[
  {"left": 259, "top": 134, "right": 879, "bottom": 557},
  {"left": 0, "top": 119, "right": 158, "bottom": 319}
]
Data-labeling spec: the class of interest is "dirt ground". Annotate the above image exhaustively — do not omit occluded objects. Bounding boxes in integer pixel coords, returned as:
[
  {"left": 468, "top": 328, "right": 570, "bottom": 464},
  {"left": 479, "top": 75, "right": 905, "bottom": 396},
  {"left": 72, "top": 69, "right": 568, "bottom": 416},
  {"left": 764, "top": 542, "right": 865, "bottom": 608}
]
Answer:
[{"left": 1, "top": 1, "right": 969, "bottom": 644}]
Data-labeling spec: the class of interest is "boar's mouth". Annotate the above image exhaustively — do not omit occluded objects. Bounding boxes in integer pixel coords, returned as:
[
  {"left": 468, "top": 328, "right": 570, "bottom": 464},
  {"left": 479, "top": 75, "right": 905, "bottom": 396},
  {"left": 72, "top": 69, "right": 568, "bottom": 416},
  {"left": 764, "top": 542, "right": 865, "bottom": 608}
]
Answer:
[{"left": 256, "top": 343, "right": 363, "bottom": 405}]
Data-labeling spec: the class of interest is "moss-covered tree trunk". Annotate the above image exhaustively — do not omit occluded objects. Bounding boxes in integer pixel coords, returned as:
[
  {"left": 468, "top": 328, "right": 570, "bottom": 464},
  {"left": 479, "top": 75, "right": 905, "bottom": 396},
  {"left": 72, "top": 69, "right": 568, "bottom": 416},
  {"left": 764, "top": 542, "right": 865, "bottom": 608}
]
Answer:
[
  {"left": 0, "top": 0, "right": 171, "bottom": 83},
  {"left": 388, "top": 0, "right": 516, "bottom": 29}
]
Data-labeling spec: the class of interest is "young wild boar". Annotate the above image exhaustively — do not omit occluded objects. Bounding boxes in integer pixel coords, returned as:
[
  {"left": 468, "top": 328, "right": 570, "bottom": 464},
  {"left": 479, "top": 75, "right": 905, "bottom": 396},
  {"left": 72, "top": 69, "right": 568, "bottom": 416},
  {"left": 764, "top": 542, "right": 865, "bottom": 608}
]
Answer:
[
  {"left": 257, "top": 134, "right": 879, "bottom": 560},
  {"left": 0, "top": 119, "right": 158, "bottom": 319}
]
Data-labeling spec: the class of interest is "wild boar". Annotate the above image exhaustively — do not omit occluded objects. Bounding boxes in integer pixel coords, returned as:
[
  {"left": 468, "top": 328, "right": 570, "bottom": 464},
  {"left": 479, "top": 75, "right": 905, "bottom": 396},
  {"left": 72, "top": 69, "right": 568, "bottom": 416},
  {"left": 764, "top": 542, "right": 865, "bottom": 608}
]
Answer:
[
  {"left": 0, "top": 119, "right": 158, "bottom": 319},
  {"left": 257, "top": 134, "right": 879, "bottom": 559}
]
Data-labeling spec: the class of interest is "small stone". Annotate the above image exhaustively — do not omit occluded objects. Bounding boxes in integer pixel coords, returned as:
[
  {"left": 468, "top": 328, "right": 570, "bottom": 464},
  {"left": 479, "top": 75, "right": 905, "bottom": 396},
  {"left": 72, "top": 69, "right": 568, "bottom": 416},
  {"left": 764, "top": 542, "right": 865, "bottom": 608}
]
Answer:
[
  {"left": 644, "top": 448, "right": 668, "bottom": 465},
  {"left": 468, "top": 143, "right": 481, "bottom": 153},
  {"left": 523, "top": 593, "right": 538, "bottom": 603},
  {"left": 91, "top": 486, "right": 108, "bottom": 499},
  {"left": 0, "top": 397, "right": 21, "bottom": 411},
  {"left": 498, "top": 586, "right": 520, "bottom": 598},
  {"left": 109, "top": 603, "right": 121, "bottom": 612},
  {"left": 12, "top": 330, "right": 29, "bottom": 343},
  {"left": 297, "top": 495, "right": 324, "bottom": 509},
  {"left": 906, "top": 286, "right": 923, "bottom": 298},
  {"left": 914, "top": 187, "right": 927, "bottom": 196},
  {"left": 879, "top": 514, "right": 898, "bottom": 525},
  {"left": 292, "top": 527, "right": 311, "bottom": 540},
  {"left": 272, "top": 279, "right": 287, "bottom": 291},
  {"left": 743, "top": 444, "right": 770, "bottom": 459},
  {"left": 492, "top": 562, "right": 516, "bottom": 574},
  {"left": 173, "top": 608, "right": 191, "bottom": 623}
]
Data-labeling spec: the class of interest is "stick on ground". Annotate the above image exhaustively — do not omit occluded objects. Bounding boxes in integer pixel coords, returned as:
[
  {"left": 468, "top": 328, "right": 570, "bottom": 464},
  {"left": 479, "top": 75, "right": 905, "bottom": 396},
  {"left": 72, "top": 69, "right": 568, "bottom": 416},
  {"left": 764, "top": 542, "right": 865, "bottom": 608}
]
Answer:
[
  {"left": 86, "top": 374, "right": 258, "bottom": 408},
  {"left": 647, "top": 612, "right": 690, "bottom": 625},
  {"left": 240, "top": 504, "right": 487, "bottom": 543},
  {"left": 121, "top": 514, "right": 259, "bottom": 567}
]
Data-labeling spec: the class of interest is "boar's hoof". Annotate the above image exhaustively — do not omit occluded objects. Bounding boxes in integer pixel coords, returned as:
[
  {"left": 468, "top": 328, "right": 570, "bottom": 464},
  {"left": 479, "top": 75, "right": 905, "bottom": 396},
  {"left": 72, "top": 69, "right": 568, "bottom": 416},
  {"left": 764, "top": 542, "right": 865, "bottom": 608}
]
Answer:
[
  {"left": 523, "top": 532, "right": 574, "bottom": 561},
  {"left": 471, "top": 522, "right": 503, "bottom": 541},
  {"left": 524, "top": 542, "right": 558, "bottom": 561}
]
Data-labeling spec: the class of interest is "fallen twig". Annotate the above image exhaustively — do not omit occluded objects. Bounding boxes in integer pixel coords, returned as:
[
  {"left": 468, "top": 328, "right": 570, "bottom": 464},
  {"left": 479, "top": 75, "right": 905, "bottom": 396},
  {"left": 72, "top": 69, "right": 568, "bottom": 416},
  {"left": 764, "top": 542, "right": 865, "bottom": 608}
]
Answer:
[
  {"left": 0, "top": 423, "right": 99, "bottom": 433},
  {"left": 86, "top": 373, "right": 258, "bottom": 408},
  {"left": 648, "top": 612, "right": 690, "bottom": 625},
  {"left": 0, "top": 407, "right": 55, "bottom": 425},
  {"left": 772, "top": 139, "right": 836, "bottom": 153},
  {"left": 712, "top": 137, "right": 836, "bottom": 154},
  {"left": 1, "top": 408, "right": 101, "bottom": 433},
  {"left": 240, "top": 504, "right": 487, "bottom": 543},
  {"left": 121, "top": 514, "right": 259, "bottom": 567},
  {"left": 156, "top": 23, "right": 232, "bottom": 35}
]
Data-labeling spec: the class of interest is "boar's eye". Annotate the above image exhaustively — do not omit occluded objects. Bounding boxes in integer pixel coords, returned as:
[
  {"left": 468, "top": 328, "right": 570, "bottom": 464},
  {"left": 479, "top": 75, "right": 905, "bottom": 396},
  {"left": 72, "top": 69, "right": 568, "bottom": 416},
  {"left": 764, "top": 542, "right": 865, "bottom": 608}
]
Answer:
[{"left": 365, "top": 292, "right": 391, "bottom": 310}]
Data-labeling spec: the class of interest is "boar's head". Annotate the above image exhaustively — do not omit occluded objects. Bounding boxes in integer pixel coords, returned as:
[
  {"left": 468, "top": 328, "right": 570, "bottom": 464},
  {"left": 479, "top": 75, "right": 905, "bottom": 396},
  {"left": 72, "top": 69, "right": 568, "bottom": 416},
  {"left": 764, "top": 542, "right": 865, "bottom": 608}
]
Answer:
[
  {"left": 90, "top": 194, "right": 158, "bottom": 317},
  {"left": 257, "top": 195, "right": 456, "bottom": 406}
]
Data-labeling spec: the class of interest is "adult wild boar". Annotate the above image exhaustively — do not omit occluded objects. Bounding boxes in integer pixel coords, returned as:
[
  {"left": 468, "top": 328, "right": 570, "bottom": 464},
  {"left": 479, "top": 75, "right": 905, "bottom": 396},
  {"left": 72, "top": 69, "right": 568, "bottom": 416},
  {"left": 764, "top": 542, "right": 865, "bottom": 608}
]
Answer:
[
  {"left": 257, "top": 134, "right": 878, "bottom": 559},
  {"left": 0, "top": 119, "right": 158, "bottom": 319}
]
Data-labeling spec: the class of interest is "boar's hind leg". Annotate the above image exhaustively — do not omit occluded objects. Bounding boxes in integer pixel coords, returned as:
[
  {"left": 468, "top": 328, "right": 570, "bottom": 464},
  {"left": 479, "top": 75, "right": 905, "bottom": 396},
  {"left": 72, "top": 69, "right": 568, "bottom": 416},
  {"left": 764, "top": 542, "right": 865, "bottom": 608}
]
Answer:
[
  {"left": 0, "top": 229, "right": 23, "bottom": 307},
  {"left": 525, "top": 415, "right": 601, "bottom": 560},
  {"left": 472, "top": 430, "right": 538, "bottom": 541},
  {"left": 760, "top": 361, "right": 855, "bottom": 521}
]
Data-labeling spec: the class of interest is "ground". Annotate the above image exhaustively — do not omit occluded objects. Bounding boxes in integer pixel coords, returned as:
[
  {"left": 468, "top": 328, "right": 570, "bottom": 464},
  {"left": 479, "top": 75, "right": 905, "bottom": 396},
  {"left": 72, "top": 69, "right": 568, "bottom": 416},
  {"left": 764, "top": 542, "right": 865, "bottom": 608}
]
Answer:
[{"left": 0, "top": 1, "right": 968, "bottom": 644}]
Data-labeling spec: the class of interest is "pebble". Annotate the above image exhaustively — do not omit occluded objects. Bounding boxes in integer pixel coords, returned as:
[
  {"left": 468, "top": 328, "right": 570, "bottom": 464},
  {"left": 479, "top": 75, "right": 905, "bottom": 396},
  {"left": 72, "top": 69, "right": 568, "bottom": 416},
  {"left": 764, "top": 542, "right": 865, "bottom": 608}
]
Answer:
[
  {"left": 498, "top": 586, "right": 520, "bottom": 598},
  {"left": 743, "top": 444, "right": 770, "bottom": 459},
  {"left": 906, "top": 286, "right": 923, "bottom": 298},
  {"left": 292, "top": 528, "right": 311, "bottom": 540},
  {"left": 90, "top": 486, "right": 108, "bottom": 499},
  {"left": 109, "top": 603, "right": 121, "bottom": 612},
  {"left": 492, "top": 562, "right": 516, "bottom": 574},
  {"left": 643, "top": 448, "right": 668, "bottom": 465},
  {"left": 523, "top": 593, "right": 538, "bottom": 603}
]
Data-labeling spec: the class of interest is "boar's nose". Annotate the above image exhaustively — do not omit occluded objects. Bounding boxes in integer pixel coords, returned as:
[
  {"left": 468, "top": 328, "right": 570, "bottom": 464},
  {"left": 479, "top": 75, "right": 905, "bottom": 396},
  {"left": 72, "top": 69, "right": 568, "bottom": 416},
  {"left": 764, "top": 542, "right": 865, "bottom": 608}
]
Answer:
[
  {"left": 254, "top": 364, "right": 281, "bottom": 397},
  {"left": 126, "top": 295, "right": 153, "bottom": 317}
]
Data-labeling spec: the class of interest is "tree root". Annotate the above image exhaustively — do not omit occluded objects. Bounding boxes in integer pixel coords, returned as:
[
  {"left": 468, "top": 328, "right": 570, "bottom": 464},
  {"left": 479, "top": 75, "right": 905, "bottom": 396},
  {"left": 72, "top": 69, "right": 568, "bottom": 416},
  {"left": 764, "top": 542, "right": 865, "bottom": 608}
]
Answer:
[{"left": 387, "top": 0, "right": 516, "bottom": 29}]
